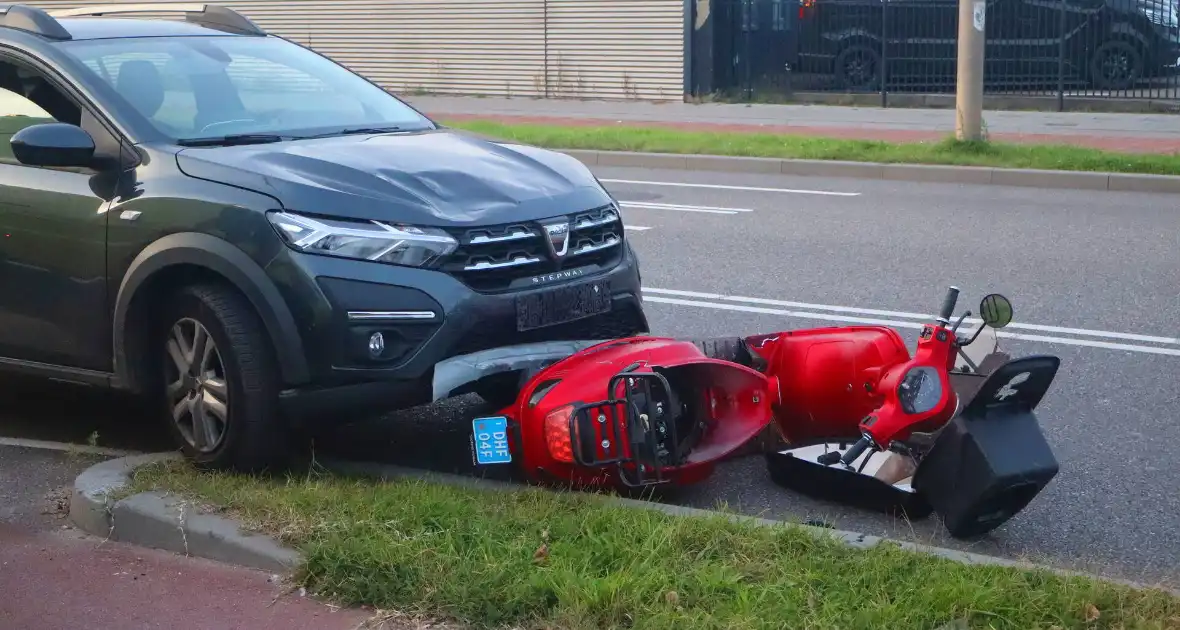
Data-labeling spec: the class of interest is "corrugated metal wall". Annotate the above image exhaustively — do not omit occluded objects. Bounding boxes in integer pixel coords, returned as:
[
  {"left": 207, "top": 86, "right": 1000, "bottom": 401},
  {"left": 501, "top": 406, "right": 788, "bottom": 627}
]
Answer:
[
  {"left": 25, "top": 0, "right": 686, "bottom": 101},
  {"left": 546, "top": 0, "right": 684, "bottom": 100}
]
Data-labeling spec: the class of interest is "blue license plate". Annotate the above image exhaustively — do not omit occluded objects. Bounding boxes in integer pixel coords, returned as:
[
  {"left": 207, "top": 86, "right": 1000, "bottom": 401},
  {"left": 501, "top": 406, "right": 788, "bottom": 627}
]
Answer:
[{"left": 472, "top": 416, "right": 512, "bottom": 465}]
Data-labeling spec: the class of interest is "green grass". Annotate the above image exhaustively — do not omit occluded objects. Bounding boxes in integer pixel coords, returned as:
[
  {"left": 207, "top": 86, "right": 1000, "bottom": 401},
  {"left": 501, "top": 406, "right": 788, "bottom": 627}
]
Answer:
[
  {"left": 445, "top": 120, "right": 1180, "bottom": 176},
  {"left": 131, "top": 460, "right": 1180, "bottom": 630}
]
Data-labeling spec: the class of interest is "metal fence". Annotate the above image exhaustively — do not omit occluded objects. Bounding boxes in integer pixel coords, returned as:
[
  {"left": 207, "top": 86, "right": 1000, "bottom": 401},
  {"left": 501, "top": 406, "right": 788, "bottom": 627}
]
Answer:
[{"left": 697, "top": 0, "right": 1180, "bottom": 106}]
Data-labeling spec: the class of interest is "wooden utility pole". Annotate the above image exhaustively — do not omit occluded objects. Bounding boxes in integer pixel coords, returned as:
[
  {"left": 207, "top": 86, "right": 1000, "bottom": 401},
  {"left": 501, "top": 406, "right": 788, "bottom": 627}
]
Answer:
[{"left": 955, "top": 0, "right": 987, "bottom": 141}]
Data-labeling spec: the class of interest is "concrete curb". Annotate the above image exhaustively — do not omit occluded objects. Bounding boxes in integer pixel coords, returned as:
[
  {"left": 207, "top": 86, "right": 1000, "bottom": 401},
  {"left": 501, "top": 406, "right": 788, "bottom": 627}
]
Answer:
[
  {"left": 560, "top": 149, "right": 1180, "bottom": 194},
  {"left": 71, "top": 454, "right": 1175, "bottom": 595},
  {"left": 69, "top": 452, "right": 301, "bottom": 574}
]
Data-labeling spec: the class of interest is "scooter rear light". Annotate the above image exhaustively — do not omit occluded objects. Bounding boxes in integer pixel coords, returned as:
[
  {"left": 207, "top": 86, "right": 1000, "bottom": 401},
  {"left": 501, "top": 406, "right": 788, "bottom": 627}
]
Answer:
[{"left": 543, "top": 404, "right": 577, "bottom": 463}]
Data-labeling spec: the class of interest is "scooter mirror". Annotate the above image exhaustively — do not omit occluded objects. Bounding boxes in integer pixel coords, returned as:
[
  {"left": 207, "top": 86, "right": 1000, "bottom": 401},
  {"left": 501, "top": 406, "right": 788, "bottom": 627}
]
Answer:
[{"left": 979, "top": 294, "right": 1013, "bottom": 329}]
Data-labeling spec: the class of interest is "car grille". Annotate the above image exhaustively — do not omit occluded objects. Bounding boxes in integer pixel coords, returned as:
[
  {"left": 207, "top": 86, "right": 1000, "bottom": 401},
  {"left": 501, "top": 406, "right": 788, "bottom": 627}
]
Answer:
[
  {"left": 448, "top": 306, "right": 648, "bottom": 358},
  {"left": 439, "top": 204, "right": 624, "bottom": 292}
]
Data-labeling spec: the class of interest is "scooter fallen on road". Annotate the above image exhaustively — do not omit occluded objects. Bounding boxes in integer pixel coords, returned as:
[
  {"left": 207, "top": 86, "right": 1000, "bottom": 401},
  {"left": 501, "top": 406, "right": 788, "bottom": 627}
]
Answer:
[{"left": 436, "top": 287, "right": 1061, "bottom": 539}]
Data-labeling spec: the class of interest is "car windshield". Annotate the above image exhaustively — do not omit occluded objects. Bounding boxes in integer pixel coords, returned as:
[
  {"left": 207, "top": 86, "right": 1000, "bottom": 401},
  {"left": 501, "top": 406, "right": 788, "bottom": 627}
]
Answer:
[{"left": 56, "top": 35, "right": 435, "bottom": 141}]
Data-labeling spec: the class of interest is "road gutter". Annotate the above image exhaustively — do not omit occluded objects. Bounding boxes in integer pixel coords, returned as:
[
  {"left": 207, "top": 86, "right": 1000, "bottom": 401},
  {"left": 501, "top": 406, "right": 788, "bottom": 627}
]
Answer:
[{"left": 562, "top": 149, "right": 1180, "bottom": 194}]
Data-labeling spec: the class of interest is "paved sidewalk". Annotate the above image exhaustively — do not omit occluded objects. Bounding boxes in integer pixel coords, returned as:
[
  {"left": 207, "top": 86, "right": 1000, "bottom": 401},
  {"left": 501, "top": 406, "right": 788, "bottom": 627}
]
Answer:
[
  {"left": 0, "top": 524, "right": 374, "bottom": 630},
  {"left": 0, "top": 445, "right": 391, "bottom": 630},
  {"left": 407, "top": 95, "right": 1180, "bottom": 154}
]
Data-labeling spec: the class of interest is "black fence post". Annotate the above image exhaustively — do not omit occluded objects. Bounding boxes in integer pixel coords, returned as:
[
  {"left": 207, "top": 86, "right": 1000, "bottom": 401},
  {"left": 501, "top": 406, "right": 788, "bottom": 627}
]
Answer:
[
  {"left": 744, "top": 0, "right": 754, "bottom": 100},
  {"left": 684, "top": 0, "right": 694, "bottom": 99},
  {"left": 880, "top": 0, "right": 889, "bottom": 107},
  {"left": 1056, "top": 0, "right": 1066, "bottom": 111}
]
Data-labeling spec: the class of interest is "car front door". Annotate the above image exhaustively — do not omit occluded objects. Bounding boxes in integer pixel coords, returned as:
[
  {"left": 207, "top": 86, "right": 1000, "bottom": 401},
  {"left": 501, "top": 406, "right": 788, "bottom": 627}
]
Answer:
[
  {"left": 883, "top": 0, "right": 960, "bottom": 89},
  {"left": 983, "top": 0, "right": 1067, "bottom": 86},
  {"left": 0, "top": 52, "right": 122, "bottom": 375}
]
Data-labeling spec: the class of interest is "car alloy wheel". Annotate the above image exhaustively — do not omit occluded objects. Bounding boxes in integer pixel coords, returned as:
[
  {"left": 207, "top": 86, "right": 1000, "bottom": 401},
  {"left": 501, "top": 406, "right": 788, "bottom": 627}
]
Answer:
[
  {"left": 835, "top": 45, "right": 881, "bottom": 91},
  {"left": 164, "top": 317, "right": 230, "bottom": 453},
  {"left": 844, "top": 54, "right": 873, "bottom": 86},
  {"left": 1100, "top": 51, "right": 1131, "bottom": 83},
  {"left": 1090, "top": 41, "right": 1142, "bottom": 91}
]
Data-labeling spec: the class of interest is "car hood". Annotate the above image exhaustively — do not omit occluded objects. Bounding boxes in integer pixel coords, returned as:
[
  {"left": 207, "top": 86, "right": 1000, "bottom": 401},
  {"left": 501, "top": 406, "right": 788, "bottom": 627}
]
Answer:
[{"left": 174, "top": 129, "right": 613, "bottom": 226}]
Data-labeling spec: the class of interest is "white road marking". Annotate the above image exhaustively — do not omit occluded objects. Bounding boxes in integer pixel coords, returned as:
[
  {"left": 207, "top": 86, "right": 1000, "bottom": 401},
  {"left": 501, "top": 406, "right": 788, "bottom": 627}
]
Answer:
[
  {"left": 644, "top": 288, "right": 1180, "bottom": 345},
  {"left": 643, "top": 295, "right": 1180, "bottom": 358},
  {"left": 0, "top": 436, "right": 140, "bottom": 457},
  {"left": 602, "top": 178, "right": 861, "bottom": 197},
  {"left": 624, "top": 225, "right": 653, "bottom": 231},
  {"left": 619, "top": 201, "right": 749, "bottom": 215},
  {"left": 622, "top": 201, "right": 754, "bottom": 213}
]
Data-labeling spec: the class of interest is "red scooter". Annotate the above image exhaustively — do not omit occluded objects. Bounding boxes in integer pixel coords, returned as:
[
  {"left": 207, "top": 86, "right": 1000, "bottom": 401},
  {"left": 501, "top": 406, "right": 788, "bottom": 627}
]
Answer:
[{"left": 443, "top": 287, "right": 1060, "bottom": 539}]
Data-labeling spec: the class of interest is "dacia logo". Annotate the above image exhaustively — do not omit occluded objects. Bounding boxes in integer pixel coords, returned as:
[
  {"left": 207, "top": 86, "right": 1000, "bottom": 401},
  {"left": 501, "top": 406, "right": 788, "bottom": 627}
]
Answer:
[{"left": 541, "top": 220, "right": 571, "bottom": 258}]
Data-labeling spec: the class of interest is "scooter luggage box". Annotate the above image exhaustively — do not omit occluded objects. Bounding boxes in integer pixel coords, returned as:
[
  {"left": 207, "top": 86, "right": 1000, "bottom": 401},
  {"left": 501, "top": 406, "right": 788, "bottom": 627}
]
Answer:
[{"left": 913, "top": 356, "right": 1061, "bottom": 540}]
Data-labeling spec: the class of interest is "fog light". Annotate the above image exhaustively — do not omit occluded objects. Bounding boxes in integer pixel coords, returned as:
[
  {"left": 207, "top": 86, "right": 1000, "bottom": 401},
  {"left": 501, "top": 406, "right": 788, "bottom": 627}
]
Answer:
[{"left": 368, "top": 332, "right": 385, "bottom": 358}]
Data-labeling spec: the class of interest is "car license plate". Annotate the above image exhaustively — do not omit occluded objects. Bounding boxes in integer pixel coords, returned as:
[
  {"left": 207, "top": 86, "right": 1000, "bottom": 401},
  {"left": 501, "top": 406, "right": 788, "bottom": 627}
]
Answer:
[
  {"left": 472, "top": 416, "right": 512, "bottom": 465},
  {"left": 516, "top": 279, "right": 611, "bottom": 332}
]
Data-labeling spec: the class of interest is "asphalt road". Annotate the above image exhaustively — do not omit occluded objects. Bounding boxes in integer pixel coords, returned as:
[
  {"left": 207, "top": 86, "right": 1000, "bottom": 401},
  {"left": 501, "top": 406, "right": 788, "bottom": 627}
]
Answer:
[
  {"left": 3, "top": 166, "right": 1178, "bottom": 587},
  {"left": 0, "top": 444, "right": 100, "bottom": 532}
]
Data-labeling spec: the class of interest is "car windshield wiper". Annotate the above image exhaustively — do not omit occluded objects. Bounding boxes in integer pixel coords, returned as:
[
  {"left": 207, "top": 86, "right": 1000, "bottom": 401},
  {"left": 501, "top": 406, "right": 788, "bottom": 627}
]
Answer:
[
  {"left": 176, "top": 134, "right": 287, "bottom": 147},
  {"left": 301, "top": 126, "right": 408, "bottom": 139}
]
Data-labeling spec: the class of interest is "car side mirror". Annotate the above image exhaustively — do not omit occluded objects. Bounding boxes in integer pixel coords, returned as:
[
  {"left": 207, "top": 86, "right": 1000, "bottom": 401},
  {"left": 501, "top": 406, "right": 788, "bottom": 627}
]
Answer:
[{"left": 11, "top": 122, "right": 96, "bottom": 168}]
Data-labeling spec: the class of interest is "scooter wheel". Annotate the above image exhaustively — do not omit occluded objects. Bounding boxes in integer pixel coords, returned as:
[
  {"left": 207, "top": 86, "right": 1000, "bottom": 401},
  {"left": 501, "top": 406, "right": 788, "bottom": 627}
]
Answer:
[{"left": 692, "top": 337, "right": 751, "bottom": 365}]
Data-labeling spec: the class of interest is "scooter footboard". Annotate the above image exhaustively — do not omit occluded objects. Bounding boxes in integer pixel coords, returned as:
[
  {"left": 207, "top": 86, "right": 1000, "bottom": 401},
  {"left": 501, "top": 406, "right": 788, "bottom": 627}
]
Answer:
[
  {"left": 765, "top": 444, "right": 935, "bottom": 519},
  {"left": 913, "top": 355, "right": 1061, "bottom": 539}
]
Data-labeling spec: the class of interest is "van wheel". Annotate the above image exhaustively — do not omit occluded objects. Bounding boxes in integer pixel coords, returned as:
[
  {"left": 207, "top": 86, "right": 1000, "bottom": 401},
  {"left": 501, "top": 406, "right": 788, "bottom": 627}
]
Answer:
[
  {"left": 154, "top": 283, "right": 288, "bottom": 473},
  {"left": 1089, "top": 40, "right": 1142, "bottom": 91},
  {"left": 834, "top": 44, "right": 881, "bottom": 91}
]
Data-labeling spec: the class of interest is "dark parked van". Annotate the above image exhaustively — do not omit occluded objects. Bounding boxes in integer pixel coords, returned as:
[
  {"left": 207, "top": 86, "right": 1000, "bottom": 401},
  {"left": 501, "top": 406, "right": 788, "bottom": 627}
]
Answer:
[{"left": 796, "top": 0, "right": 1180, "bottom": 91}]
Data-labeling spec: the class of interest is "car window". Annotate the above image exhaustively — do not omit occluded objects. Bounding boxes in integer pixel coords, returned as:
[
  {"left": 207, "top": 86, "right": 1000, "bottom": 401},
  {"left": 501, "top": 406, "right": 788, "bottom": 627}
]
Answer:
[
  {"left": 0, "top": 90, "right": 51, "bottom": 162},
  {"left": 75, "top": 52, "right": 196, "bottom": 132},
  {"left": 0, "top": 61, "right": 83, "bottom": 163},
  {"left": 56, "top": 35, "right": 433, "bottom": 141}
]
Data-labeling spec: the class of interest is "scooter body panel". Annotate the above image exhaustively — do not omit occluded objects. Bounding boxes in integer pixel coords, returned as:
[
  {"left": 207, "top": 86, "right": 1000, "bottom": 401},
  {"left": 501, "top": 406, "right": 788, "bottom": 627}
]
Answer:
[
  {"left": 502, "top": 336, "right": 777, "bottom": 488},
  {"left": 743, "top": 326, "right": 912, "bottom": 443}
]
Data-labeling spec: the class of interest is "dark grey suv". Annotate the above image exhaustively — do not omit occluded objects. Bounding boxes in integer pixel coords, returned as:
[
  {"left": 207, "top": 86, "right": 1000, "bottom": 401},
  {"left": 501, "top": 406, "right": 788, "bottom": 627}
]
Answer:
[{"left": 0, "top": 4, "right": 648, "bottom": 471}]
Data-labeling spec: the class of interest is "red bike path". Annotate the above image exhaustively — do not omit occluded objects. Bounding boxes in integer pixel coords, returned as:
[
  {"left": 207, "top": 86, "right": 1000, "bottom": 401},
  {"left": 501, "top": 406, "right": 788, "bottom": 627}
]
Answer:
[
  {"left": 0, "top": 523, "right": 373, "bottom": 630},
  {"left": 439, "top": 112, "right": 1180, "bottom": 154}
]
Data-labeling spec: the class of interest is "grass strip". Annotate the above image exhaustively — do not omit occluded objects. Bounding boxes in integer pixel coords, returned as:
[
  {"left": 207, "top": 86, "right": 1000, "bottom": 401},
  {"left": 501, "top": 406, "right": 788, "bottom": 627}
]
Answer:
[
  {"left": 131, "top": 460, "right": 1180, "bottom": 630},
  {"left": 446, "top": 120, "right": 1180, "bottom": 176}
]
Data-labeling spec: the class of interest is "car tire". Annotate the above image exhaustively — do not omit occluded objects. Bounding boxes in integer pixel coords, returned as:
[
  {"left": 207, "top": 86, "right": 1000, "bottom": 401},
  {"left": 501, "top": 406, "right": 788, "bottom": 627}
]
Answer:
[
  {"left": 474, "top": 373, "right": 523, "bottom": 410},
  {"left": 152, "top": 282, "right": 289, "bottom": 473},
  {"left": 692, "top": 337, "right": 750, "bottom": 365},
  {"left": 834, "top": 44, "right": 881, "bottom": 91},
  {"left": 1089, "top": 40, "right": 1142, "bottom": 91}
]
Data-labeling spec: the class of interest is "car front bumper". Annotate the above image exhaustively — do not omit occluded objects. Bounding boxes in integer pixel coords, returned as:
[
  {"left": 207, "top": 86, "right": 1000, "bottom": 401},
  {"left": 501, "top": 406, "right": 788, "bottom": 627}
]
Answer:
[{"left": 273, "top": 241, "right": 648, "bottom": 420}]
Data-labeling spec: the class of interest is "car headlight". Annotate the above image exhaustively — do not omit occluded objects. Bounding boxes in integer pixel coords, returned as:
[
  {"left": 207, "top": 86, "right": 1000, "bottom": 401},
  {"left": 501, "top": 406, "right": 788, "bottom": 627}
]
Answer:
[
  {"left": 897, "top": 366, "right": 943, "bottom": 415},
  {"left": 268, "top": 211, "right": 457, "bottom": 267},
  {"left": 1142, "top": 6, "right": 1179, "bottom": 27}
]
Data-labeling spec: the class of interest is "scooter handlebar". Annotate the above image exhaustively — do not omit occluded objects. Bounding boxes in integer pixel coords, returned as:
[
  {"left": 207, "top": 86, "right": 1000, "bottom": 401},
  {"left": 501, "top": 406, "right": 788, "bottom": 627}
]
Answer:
[
  {"left": 938, "top": 286, "right": 960, "bottom": 322},
  {"left": 839, "top": 435, "right": 873, "bottom": 466}
]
